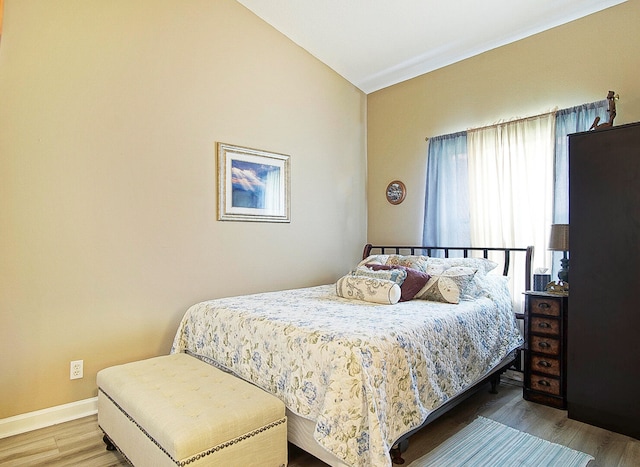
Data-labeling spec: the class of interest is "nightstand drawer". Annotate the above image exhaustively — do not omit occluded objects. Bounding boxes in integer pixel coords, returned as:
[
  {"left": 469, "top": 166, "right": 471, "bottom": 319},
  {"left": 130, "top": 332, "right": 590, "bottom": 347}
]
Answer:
[
  {"left": 531, "top": 355, "right": 560, "bottom": 376},
  {"left": 531, "top": 316, "right": 560, "bottom": 336},
  {"left": 530, "top": 297, "right": 560, "bottom": 317},
  {"left": 530, "top": 335, "right": 560, "bottom": 356},
  {"left": 530, "top": 376, "right": 561, "bottom": 395}
]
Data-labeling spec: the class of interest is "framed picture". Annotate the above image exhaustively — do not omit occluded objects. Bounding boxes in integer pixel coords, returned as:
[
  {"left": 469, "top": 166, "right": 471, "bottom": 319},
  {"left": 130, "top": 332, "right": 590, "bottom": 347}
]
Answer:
[{"left": 217, "top": 142, "right": 291, "bottom": 222}]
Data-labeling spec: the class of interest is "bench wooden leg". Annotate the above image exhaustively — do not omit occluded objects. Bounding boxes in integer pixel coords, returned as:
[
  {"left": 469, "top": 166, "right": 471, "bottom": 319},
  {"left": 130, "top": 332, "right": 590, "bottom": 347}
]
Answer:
[{"left": 103, "top": 434, "right": 116, "bottom": 451}]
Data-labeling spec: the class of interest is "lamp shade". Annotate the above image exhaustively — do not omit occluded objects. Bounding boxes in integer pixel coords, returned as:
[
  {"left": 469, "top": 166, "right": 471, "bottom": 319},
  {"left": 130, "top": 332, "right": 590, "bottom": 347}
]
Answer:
[{"left": 548, "top": 224, "right": 569, "bottom": 251}]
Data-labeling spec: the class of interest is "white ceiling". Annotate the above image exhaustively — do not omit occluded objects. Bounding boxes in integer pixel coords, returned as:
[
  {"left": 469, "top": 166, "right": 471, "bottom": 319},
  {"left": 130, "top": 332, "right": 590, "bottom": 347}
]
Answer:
[{"left": 236, "top": 0, "right": 626, "bottom": 94}]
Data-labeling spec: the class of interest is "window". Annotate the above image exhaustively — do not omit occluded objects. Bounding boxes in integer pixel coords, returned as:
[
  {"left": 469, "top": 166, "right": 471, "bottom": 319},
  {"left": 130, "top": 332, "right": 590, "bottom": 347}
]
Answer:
[{"left": 423, "top": 101, "right": 608, "bottom": 298}]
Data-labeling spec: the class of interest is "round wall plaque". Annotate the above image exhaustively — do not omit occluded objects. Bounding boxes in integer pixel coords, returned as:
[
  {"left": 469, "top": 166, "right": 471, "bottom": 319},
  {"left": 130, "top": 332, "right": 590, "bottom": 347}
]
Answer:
[{"left": 385, "top": 180, "right": 406, "bottom": 205}]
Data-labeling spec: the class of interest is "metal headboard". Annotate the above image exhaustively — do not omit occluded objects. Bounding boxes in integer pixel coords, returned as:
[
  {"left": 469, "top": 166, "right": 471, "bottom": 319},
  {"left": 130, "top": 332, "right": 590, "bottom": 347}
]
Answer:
[{"left": 362, "top": 244, "right": 534, "bottom": 291}]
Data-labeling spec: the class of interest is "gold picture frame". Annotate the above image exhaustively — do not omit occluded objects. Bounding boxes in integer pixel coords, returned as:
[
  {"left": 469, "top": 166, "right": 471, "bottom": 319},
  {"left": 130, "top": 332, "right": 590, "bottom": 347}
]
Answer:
[{"left": 217, "top": 142, "right": 291, "bottom": 223}]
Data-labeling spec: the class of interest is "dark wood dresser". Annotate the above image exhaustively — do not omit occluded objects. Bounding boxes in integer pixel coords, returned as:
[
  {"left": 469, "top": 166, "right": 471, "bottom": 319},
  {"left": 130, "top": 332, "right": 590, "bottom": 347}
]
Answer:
[
  {"left": 568, "top": 122, "right": 640, "bottom": 440},
  {"left": 523, "top": 291, "right": 568, "bottom": 409}
]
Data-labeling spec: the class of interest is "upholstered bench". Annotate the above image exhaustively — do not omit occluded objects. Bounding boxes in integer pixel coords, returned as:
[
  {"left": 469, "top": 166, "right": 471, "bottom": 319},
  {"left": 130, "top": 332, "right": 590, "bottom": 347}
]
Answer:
[{"left": 97, "top": 353, "right": 287, "bottom": 466}]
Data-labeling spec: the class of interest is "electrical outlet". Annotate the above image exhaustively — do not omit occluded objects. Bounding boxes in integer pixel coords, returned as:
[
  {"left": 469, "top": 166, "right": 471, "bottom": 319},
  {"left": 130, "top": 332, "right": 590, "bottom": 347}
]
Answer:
[{"left": 70, "top": 360, "right": 83, "bottom": 380}]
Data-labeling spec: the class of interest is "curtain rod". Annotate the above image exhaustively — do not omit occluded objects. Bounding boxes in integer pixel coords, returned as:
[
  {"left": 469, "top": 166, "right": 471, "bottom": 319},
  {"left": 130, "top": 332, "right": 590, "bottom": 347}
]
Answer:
[
  {"left": 424, "top": 93, "right": 619, "bottom": 141},
  {"left": 425, "top": 107, "right": 560, "bottom": 141}
]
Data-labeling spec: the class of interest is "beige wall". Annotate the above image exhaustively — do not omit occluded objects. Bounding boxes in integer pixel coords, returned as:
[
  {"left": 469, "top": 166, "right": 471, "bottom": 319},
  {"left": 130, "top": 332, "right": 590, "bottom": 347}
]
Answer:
[
  {"left": 0, "top": 0, "right": 366, "bottom": 418},
  {"left": 367, "top": 1, "right": 640, "bottom": 244},
  {"left": 3, "top": 0, "right": 638, "bottom": 422}
]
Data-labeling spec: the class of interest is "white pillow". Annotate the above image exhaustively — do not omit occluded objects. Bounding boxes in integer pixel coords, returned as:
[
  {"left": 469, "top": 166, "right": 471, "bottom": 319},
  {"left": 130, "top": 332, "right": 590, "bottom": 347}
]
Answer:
[{"left": 425, "top": 257, "right": 498, "bottom": 276}]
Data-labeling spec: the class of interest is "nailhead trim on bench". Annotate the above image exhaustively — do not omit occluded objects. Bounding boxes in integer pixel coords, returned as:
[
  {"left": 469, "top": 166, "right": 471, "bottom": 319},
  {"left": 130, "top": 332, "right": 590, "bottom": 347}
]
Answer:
[{"left": 99, "top": 388, "right": 287, "bottom": 466}]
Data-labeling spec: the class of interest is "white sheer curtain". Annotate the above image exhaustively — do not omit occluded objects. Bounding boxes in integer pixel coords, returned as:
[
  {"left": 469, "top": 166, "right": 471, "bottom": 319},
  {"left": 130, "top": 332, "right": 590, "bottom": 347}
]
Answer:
[
  {"left": 467, "top": 113, "right": 556, "bottom": 305},
  {"left": 467, "top": 113, "right": 556, "bottom": 267}
]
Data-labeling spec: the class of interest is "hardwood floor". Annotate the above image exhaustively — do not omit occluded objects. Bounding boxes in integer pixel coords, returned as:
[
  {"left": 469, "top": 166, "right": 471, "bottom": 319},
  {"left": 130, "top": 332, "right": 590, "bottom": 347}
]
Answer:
[{"left": 2, "top": 378, "right": 639, "bottom": 466}]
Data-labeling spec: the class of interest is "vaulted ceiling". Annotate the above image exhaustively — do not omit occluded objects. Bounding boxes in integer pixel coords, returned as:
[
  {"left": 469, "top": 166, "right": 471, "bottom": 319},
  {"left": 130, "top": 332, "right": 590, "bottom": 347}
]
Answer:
[{"left": 236, "top": 0, "right": 626, "bottom": 94}]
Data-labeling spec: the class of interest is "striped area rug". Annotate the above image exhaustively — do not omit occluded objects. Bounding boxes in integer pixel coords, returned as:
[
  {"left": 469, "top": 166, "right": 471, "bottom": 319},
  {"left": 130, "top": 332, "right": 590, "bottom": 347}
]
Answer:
[{"left": 408, "top": 416, "right": 594, "bottom": 467}]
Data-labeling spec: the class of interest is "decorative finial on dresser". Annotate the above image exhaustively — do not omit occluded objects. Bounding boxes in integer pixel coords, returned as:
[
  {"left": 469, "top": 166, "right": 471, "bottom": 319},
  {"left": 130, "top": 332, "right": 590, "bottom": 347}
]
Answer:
[{"left": 589, "top": 90, "right": 618, "bottom": 130}]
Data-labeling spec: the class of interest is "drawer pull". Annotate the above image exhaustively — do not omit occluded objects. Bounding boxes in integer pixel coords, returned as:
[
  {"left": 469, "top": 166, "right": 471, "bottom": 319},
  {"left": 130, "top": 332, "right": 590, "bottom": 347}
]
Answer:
[
  {"left": 537, "top": 322, "right": 551, "bottom": 328},
  {"left": 539, "top": 360, "right": 552, "bottom": 367},
  {"left": 538, "top": 341, "right": 551, "bottom": 349},
  {"left": 537, "top": 303, "right": 551, "bottom": 309},
  {"left": 538, "top": 380, "right": 551, "bottom": 387}
]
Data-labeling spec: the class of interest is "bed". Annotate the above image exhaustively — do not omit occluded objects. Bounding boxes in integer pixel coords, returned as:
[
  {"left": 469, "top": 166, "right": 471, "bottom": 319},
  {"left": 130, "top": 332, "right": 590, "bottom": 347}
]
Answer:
[{"left": 170, "top": 244, "right": 533, "bottom": 467}]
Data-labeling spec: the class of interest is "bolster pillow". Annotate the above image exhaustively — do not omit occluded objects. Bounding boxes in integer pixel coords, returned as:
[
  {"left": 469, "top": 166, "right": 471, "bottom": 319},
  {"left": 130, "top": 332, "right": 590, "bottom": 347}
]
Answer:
[{"left": 336, "top": 275, "right": 401, "bottom": 305}]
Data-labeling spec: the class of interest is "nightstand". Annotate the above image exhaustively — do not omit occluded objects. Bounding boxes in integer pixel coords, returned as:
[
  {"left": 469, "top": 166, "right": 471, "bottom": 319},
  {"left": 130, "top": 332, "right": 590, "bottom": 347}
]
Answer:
[{"left": 523, "top": 291, "right": 568, "bottom": 409}]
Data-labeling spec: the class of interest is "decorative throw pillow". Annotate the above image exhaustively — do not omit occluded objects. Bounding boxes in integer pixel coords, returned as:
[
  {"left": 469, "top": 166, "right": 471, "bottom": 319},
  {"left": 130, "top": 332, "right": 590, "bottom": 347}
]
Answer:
[
  {"left": 365, "top": 264, "right": 430, "bottom": 302},
  {"left": 414, "top": 266, "right": 477, "bottom": 304},
  {"left": 336, "top": 275, "right": 401, "bottom": 305},
  {"left": 351, "top": 265, "right": 407, "bottom": 286}
]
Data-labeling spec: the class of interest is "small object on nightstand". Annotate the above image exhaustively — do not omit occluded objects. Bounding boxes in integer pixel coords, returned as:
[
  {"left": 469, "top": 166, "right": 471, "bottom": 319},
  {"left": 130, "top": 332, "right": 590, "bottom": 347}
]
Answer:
[
  {"left": 533, "top": 269, "right": 551, "bottom": 292},
  {"left": 545, "top": 281, "right": 569, "bottom": 295}
]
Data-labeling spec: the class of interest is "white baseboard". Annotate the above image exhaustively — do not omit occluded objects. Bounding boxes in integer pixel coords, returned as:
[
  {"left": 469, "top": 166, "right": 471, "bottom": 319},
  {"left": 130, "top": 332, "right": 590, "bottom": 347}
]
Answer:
[{"left": 0, "top": 397, "right": 98, "bottom": 439}]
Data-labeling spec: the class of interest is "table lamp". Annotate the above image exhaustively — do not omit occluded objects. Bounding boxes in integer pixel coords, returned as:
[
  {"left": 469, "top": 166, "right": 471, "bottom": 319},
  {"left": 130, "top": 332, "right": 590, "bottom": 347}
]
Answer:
[{"left": 548, "top": 224, "right": 569, "bottom": 283}]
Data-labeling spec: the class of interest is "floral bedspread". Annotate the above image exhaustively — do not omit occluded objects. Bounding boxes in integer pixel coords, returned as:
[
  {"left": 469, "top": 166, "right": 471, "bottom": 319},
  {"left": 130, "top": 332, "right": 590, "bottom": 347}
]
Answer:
[{"left": 170, "top": 281, "right": 523, "bottom": 467}]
